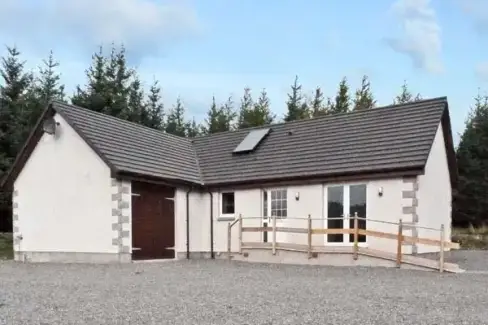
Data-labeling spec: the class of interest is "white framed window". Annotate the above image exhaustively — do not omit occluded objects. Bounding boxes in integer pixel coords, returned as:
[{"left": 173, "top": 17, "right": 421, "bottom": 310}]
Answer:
[
  {"left": 263, "top": 188, "right": 287, "bottom": 218},
  {"left": 221, "top": 192, "right": 235, "bottom": 216}
]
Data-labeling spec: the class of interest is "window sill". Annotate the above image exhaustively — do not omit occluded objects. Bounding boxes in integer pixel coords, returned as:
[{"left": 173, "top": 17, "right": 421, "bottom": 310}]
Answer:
[
  {"left": 324, "top": 242, "right": 368, "bottom": 247},
  {"left": 217, "top": 216, "right": 235, "bottom": 222}
]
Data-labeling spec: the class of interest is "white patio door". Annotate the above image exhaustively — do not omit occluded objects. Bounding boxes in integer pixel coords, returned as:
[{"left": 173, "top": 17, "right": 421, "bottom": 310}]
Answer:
[
  {"left": 325, "top": 184, "right": 367, "bottom": 244},
  {"left": 262, "top": 188, "right": 287, "bottom": 243}
]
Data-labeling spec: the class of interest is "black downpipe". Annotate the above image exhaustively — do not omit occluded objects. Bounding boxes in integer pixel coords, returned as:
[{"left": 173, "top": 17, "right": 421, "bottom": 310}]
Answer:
[
  {"left": 186, "top": 187, "right": 193, "bottom": 259},
  {"left": 208, "top": 191, "right": 214, "bottom": 259}
]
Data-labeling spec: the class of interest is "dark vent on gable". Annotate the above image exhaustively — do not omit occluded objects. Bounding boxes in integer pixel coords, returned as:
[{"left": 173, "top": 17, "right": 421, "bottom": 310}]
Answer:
[{"left": 233, "top": 128, "right": 271, "bottom": 153}]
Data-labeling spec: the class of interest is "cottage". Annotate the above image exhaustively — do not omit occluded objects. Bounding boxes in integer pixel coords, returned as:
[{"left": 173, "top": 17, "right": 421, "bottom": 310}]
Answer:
[{"left": 0, "top": 97, "right": 458, "bottom": 266}]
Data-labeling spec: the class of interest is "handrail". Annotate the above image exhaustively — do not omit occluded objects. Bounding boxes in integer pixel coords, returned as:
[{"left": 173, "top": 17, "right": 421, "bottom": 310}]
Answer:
[
  {"left": 227, "top": 213, "right": 459, "bottom": 272},
  {"left": 238, "top": 215, "right": 444, "bottom": 231}
]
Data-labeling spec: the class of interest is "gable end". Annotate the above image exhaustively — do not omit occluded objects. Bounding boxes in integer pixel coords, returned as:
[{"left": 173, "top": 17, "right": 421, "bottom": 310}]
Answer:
[
  {"left": 440, "top": 103, "right": 458, "bottom": 187},
  {"left": 0, "top": 102, "right": 118, "bottom": 190}
]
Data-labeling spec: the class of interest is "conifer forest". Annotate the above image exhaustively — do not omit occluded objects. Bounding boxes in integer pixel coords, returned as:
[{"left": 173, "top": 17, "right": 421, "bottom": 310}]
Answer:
[{"left": 0, "top": 44, "right": 486, "bottom": 231}]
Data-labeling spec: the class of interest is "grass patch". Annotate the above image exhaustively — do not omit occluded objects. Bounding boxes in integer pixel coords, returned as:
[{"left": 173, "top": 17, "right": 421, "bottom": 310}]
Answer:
[
  {"left": 452, "top": 225, "right": 488, "bottom": 249},
  {"left": 0, "top": 233, "right": 13, "bottom": 260}
]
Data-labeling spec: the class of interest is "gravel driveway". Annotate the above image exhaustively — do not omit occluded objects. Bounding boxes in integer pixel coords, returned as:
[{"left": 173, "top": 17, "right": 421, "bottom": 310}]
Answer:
[{"left": 1, "top": 254, "right": 488, "bottom": 325}]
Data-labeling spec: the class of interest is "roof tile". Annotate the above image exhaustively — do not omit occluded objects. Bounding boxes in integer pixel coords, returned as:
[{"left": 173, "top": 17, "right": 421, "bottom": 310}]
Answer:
[
  {"left": 53, "top": 102, "right": 202, "bottom": 184},
  {"left": 52, "top": 97, "right": 449, "bottom": 186}
]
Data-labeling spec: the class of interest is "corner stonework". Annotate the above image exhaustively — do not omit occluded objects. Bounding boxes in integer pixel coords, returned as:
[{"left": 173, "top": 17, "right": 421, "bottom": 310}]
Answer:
[
  {"left": 402, "top": 177, "right": 419, "bottom": 255},
  {"left": 12, "top": 189, "right": 21, "bottom": 261},
  {"left": 111, "top": 178, "right": 131, "bottom": 262}
]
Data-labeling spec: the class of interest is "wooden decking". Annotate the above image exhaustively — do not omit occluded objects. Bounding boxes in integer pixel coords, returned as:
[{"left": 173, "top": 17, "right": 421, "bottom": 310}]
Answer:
[
  {"left": 229, "top": 215, "right": 463, "bottom": 273},
  {"left": 239, "top": 242, "right": 463, "bottom": 273}
]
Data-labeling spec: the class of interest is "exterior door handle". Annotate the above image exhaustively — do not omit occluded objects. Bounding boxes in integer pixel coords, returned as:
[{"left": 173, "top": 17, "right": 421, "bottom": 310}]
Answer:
[{"left": 132, "top": 247, "right": 141, "bottom": 251}]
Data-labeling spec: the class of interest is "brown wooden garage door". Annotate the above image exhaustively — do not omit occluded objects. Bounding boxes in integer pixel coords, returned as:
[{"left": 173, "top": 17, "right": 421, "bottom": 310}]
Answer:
[{"left": 131, "top": 181, "right": 175, "bottom": 260}]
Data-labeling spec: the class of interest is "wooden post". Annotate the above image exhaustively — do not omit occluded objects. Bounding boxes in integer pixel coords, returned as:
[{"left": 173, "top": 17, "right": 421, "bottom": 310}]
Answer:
[
  {"left": 353, "top": 212, "right": 359, "bottom": 260},
  {"left": 238, "top": 214, "right": 243, "bottom": 254},
  {"left": 439, "top": 224, "right": 445, "bottom": 273},
  {"left": 227, "top": 222, "right": 232, "bottom": 260},
  {"left": 272, "top": 214, "right": 277, "bottom": 255},
  {"left": 307, "top": 214, "right": 312, "bottom": 259},
  {"left": 396, "top": 219, "right": 403, "bottom": 267}
]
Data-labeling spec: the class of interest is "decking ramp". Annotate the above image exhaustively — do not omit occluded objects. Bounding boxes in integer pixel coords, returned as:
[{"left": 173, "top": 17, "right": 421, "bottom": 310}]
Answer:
[
  {"left": 226, "top": 215, "right": 464, "bottom": 273},
  {"left": 228, "top": 243, "right": 464, "bottom": 273},
  {"left": 359, "top": 248, "right": 464, "bottom": 273}
]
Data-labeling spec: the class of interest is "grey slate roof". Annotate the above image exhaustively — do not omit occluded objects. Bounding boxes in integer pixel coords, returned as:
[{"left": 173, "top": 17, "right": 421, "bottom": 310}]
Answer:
[
  {"left": 192, "top": 97, "right": 451, "bottom": 185},
  {"left": 53, "top": 102, "right": 202, "bottom": 184},
  {"left": 42, "top": 97, "right": 453, "bottom": 187}
]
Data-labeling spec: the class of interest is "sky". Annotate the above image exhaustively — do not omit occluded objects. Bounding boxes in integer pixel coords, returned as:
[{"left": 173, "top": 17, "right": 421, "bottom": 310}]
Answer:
[{"left": 1, "top": 0, "right": 488, "bottom": 145}]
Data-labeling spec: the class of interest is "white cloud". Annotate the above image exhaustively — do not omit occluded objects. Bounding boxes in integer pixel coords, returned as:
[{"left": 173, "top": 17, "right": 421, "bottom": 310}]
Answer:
[
  {"left": 0, "top": 0, "right": 203, "bottom": 60},
  {"left": 384, "top": 0, "right": 443, "bottom": 74}
]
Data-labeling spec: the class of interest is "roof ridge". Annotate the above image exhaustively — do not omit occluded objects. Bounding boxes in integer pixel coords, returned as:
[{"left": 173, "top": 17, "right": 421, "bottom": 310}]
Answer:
[
  {"left": 192, "top": 96, "right": 448, "bottom": 139},
  {"left": 51, "top": 100, "right": 192, "bottom": 144}
]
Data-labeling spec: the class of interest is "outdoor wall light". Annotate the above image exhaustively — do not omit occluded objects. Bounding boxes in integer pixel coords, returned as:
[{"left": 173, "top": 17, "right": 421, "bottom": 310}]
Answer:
[
  {"left": 378, "top": 187, "right": 383, "bottom": 197},
  {"left": 295, "top": 192, "right": 300, "bottom": 201}
]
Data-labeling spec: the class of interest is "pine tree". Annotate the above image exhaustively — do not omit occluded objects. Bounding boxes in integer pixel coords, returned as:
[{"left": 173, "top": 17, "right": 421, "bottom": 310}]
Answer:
[
  {"left": 165, "top": 97, "right": 187, "bottom": 137},
  {"left": 71, "top": 44, "right": 134, "bottom": 120},
  {"left": 238, "top": 88, "right": 274, "bottom": 129},
  {"left": 311, "top": 87, "right": 327, "bottom": 117},
  {"left": 34, "top": 51, "right": 65, "bottom": 104},
  {"left": 106, "top": 44, "right": 132, "bottom": 118},
  {"left": 185, "top": 118, "right": 200, "bottom": 137},
  {"left": 300, "top": 97, "right": 310, "bottom": 119},
  {"left": 0, "top": 46, "right": 33, "bottom": 158},
  {"left": 284, "top": 75, "right": 309, "bottom": 121},
  {"left": 453, "top": 92, "right": 488, "bottom": 227},
  {"left": 127, "top": 76, "right": 146, "bottom": 124},
  {"left": 145, "top": 79, "right": 164, "bottom": 130},
  {"left": 238, "top": 87, "right": 254, "bottom": 129},
  {"left": 25, "top": 51, "right": 66, "bottom": 129},
  {"left": 0, "top": 46, "right": 33, "bottom": 228},
  {"left": 71, "top": 46, "right": 108, "bottom": 113},
  {"left": 394, "top": 80, "right": 422, "bottom": 104},
  {"left": 0, "top": 46, "right": 33, "bottom": 104},
  {"left": 353, "top": 75, "right": 375, "bottom": 110},
  {"left": 331, "top": 77, "right": 350, "bottom": 114},
  {"left": 218, "top": 95, "right": 237, "bottom": 132},
  {"left": 253, "top": 88, "right": 274, "bottom": 125},
  {"left": 324, "top": 97, "right": 335, "bottom": 113},
  {"left": 203, "top": 96, "right": 222, "bottom": 134}
]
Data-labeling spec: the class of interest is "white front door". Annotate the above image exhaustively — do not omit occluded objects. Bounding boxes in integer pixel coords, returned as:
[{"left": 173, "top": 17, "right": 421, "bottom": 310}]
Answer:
[
  {"left": 262, "top": 188, "right": 287, "bottom": 243},
  {"left": 325, "top": 184, "right": 367, "bottom": 244}
]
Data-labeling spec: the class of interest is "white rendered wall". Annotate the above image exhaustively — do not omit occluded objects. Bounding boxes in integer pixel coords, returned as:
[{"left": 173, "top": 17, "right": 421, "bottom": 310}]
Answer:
[{"left": 13, "top": 114, "right": 115, "bottom": 258}]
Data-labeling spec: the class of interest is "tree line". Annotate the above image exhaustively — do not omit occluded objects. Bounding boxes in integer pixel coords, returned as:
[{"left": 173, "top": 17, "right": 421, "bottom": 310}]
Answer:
[
  {"left": 452, "top": 91, "right": 488, "bottom": 227},
  {"left": 0, "top": 43, "right": 481, "bottom": 230}
]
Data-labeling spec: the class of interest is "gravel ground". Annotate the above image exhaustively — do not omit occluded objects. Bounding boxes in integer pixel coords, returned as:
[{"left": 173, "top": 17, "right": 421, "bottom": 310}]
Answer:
[
  {"left": 1, "top": 256, "right": 488, "bottom": 325},
  {"left": 440, "top": 249, "right": 488, "bottom": 272}
]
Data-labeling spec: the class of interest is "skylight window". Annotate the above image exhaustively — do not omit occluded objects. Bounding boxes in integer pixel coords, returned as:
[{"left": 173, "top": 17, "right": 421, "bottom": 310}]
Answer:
[{"left": 233, "top": 128, "right": 271, "bottom": 153}]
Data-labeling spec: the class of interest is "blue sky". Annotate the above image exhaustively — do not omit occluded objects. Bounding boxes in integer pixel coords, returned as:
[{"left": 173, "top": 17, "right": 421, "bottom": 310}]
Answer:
[{"left": 1, "top": 0, "right": 488, "bottom": 144}]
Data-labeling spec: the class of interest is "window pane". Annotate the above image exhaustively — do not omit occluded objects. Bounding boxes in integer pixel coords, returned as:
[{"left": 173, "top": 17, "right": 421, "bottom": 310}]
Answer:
[
  {"left": 271, "top": 190, "right": 276, "bottom": 200},
  {"left": 263, "top": 191, "right": 268, "bottom": 217},
  {"left": 271, "top": 200, "right": 277, "bottom": 211},
  {"left": 281, "top": 190, "right": 287, "bottom": 200},
  {"left": 222, "top": 192, "right": 235, "bottom": 214},
  {"left": 327, "top": 186, "right": 344, "bottom": 243},
  {"left": 349, "top": 184, "right": 367, "bottom": 243}
]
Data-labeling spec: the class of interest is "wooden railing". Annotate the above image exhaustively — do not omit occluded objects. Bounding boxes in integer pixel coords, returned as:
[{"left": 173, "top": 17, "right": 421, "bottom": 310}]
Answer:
[{"left": 227, "top": 214, "right": 460, "bottom": 273}]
